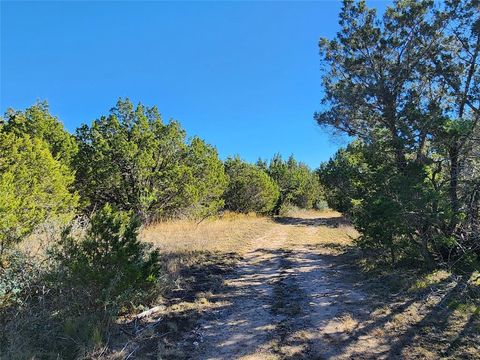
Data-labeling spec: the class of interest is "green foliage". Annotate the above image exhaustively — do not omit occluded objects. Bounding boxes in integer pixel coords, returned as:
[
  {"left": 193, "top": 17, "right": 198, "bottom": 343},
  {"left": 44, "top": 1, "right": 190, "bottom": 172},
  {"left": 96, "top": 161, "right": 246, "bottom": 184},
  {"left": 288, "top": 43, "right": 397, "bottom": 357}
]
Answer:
[
  {"left": 224, "top": 157, "right": 279, "bottom": 214},
  {"left": 3, "top": 102, "right": 78, "bottom": 166},
  {"left": 320, "top": 140, "right": 453, "bottom": 265},
  {"left": 185, "top": 137, "right": 228, "bottom": 218},
  {"left": 265, "top": 154, "right": 323, "bottom": 213},
  {"left": 318, "top": 142, "right": 365, "bottom": 214},
  {"left": 1, "top": 206, "right": 161, "bottom": 358},
  {"left": 316, "top": 0, "right": 480, "bottom": 270},
  {"left": 51, "top": 204, "right": 160, "bottom": 310},
  {"left": 74, "top": 98, "right": 227, "bottom": 221},
  {"left": 0, "top": 132, "right": 78, "bottom": 254},
  {"left": 0, "top": 250, "right": 38, "bottom": 309}
]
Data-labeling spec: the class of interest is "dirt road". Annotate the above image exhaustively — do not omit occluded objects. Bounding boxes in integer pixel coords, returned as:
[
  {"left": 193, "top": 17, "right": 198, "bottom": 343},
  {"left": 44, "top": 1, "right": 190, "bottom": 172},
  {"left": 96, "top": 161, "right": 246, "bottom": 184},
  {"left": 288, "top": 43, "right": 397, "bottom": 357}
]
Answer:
[
  {"left": 128, "top": 212, "right": 478, "bottom": 359},
  {"left": 190, "top": 215, "right": 388, "bottom": 360}
]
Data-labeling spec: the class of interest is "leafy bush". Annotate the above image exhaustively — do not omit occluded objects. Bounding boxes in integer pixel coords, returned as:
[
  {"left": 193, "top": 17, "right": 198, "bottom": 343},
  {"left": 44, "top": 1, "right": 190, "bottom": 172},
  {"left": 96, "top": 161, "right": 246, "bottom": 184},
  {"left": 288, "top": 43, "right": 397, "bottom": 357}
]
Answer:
[
  {"left": 319, "top": 139, "right": 477, "bottom": 268},
  {"left": 224, "top": 157, "right": 279, "bottom": 214},
  {"left": 0, "top": 132, "right": 78, "bottom": 255},
  {"left": 74, "top": 98, "right": 227, "bottom": 221},
  {"left": 3, "top": 102, "right": 78, "bottom": 166},
  {"left": 317, "top": 142, "right": 366, "bottom": 215},
  {"left": 52, "top": 204, "right": 160, "bottom": 310},
  {"left": 185, "top": 137, "right": 228, "bottom": 218},
  {"left": 265, "top": 154, "right": 323, "bottom": 213}
]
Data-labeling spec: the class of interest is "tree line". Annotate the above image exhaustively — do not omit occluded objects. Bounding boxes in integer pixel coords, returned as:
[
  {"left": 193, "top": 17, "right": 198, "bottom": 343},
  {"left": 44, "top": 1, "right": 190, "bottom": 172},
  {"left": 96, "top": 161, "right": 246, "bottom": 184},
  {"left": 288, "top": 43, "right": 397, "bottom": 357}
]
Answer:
[
  {"left": 0, "top": 99, "right": 323, "bottom": 255},
  {"left": 0, "top": 99, "right": 324, "bottom": 356},
  {"left": 317, "top": 0, "right": 479, "bottom": 271}
]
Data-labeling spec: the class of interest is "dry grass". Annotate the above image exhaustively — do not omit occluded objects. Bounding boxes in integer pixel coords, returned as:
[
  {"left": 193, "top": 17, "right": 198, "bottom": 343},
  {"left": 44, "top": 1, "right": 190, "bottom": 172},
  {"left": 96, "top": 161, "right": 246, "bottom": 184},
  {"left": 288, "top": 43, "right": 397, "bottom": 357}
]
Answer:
[
  {"left": 139, "top": 212, "right": 277, "bottom": 308},
  {"left": 17, "top": 227, "right": 59, "bottom": 259},
  {"left": 282, "top": 210, "right": 359, "bottom": 251},
  {"left": 287, "top": 224, "right": 358, "bottom": 248},
  {"left": 409, "top": 269, "right": 452, "bottom": 291},
  {"left": 141, "top": 212, "right": 275, "bottom": 255},
  {"left": 141, "top": 209, "right": 358, "bottom": 269},
  {"left": 286, "top": 208, "right": 341, "bottom": 219},
  {"left": 18, "top": 218, "right": 87, "bottom": 260}
]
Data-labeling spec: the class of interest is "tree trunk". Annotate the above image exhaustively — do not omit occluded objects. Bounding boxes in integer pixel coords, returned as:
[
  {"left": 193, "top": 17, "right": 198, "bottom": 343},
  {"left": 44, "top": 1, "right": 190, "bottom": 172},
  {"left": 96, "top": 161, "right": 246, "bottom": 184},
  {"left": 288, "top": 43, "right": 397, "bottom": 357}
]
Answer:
[
  {"left": 383, "top": 94, "right": 407, "bottom": 171},
  {"left": 448, "top": 142, "right": 460, "bottom": 232},
  {"left": 420, "top": 235, "right": 434, "bottom": 269}
]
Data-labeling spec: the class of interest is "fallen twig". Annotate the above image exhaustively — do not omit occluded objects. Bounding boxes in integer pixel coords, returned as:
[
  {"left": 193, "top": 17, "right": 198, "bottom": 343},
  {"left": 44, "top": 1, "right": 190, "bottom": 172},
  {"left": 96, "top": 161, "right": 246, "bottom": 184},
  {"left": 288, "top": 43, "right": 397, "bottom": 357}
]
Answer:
[{"left": 135, "top": 305, "right": 165, "bottom": 319}]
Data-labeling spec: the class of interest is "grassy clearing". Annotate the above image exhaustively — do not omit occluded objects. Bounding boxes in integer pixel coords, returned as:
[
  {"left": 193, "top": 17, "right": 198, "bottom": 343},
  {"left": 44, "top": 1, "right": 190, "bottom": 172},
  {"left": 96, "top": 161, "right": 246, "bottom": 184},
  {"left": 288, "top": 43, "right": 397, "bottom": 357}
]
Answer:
[
  {"left": 119, "top": 209, "right": 351, "bottom": 359},
  {"left": 277, "top": 209, "right": 358, "bottom": 250},
  {"left": 142, "top": 211, "right": 274, "bottom": 254}
]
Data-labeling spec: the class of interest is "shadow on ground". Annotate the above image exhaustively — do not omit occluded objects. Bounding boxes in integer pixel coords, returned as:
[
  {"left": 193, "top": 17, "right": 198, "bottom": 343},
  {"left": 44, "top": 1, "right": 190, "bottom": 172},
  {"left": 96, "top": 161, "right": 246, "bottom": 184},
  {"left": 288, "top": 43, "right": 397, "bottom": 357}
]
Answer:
[
  {"left": 274, "top": 216, "right": 350, "bottom": 228},
  {"left": 119, "top": 218, "right": 480, "bottom": 360}
]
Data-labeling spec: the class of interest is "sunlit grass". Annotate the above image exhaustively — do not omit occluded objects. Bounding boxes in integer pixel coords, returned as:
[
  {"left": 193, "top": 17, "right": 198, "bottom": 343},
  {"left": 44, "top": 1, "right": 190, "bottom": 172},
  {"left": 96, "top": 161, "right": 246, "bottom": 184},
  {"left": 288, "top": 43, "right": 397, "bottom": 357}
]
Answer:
[
  {"left": 409, "top": 270, "right": 452, "bottom": 292},
  {"left": 141, "top": 211, "right": 275, "bottom": 254}
]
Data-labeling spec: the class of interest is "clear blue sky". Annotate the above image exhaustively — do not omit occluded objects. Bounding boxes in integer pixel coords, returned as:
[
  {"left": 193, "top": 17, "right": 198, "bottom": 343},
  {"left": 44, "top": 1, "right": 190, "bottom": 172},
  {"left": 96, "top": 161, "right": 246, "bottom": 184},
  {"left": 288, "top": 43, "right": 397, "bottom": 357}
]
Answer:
[{"left": 1, "top": 1, "right": 388, "bottom": 168}]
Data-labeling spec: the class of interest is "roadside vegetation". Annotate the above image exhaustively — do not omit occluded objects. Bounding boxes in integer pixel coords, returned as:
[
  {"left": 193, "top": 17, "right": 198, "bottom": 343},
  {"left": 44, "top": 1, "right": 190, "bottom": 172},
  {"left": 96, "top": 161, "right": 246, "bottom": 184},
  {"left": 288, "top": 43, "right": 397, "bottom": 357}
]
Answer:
[
  {"left": 0, "top": 99, "right": 322, "bottom": 357},
  {"left": 316, "top": 0, "right": 479, "bottom": 274},
  {"left": 1, "top": 0, "right": 479, "bottom": 358},
  {"left": 314, "top": 2, "right": 480, "bottom": 355}
]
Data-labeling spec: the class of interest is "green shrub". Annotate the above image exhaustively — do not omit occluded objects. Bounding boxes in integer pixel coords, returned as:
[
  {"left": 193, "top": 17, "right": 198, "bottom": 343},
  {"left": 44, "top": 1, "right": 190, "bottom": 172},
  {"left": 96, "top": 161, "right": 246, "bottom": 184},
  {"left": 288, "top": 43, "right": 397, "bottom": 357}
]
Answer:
[
  {"left": 317, "top": 142, "right": 366, "bottom": 215},
  {"left": 74, "top": 98, "right": 227, "bottom": 221},
  {"left": 185, "top": 137, "right": 228, "bottom": 218},
  {"left": 1, "top": 207, "right": 160, "bottom": 358},
  {"left": 264, "top": 154, "right": 323, "bottom": 213},
  {"left": 313, "top": 199, "right": 329, "bottom": 211},
  {"left": 51, "top": 204, "right": 160, "bottom": 311},
  {"left": 3, "top": 102, "right": 78, "bottom": 166},
  {"left": 0, "top": 132, "right": 78, "bottom": 255},
  {"left": 224, "top": 157, "right": 279, "bottom": 214}
]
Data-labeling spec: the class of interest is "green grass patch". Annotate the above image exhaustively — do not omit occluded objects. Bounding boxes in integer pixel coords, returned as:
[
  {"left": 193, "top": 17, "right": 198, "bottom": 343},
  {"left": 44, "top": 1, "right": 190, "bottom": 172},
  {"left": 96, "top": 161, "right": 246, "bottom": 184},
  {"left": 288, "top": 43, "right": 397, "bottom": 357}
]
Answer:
[{"left": 409, "top": 270, "right": 452, "bottom": 292}]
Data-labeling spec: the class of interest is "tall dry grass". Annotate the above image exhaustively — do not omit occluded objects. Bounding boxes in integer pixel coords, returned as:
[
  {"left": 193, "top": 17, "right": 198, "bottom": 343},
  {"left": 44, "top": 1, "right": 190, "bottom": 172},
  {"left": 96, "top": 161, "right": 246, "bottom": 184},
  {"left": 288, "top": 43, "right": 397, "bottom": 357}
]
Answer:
[
  {"left": 285, "top": 208, "right": 342, "bottom": 220},
  {"left": 141, "top": 212, "right": 275, "bottom": 255}
]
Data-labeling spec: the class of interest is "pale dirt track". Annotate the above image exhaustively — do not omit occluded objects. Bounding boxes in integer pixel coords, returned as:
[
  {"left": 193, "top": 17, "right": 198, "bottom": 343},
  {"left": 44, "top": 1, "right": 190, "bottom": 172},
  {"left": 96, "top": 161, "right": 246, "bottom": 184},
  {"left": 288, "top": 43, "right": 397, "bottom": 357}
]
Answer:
[
  {"left": 125, "top": 212, "right": 478, "bottom": 359},
  {"left": 189, "top": 215, "right": 387, "bottom": 360}
]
